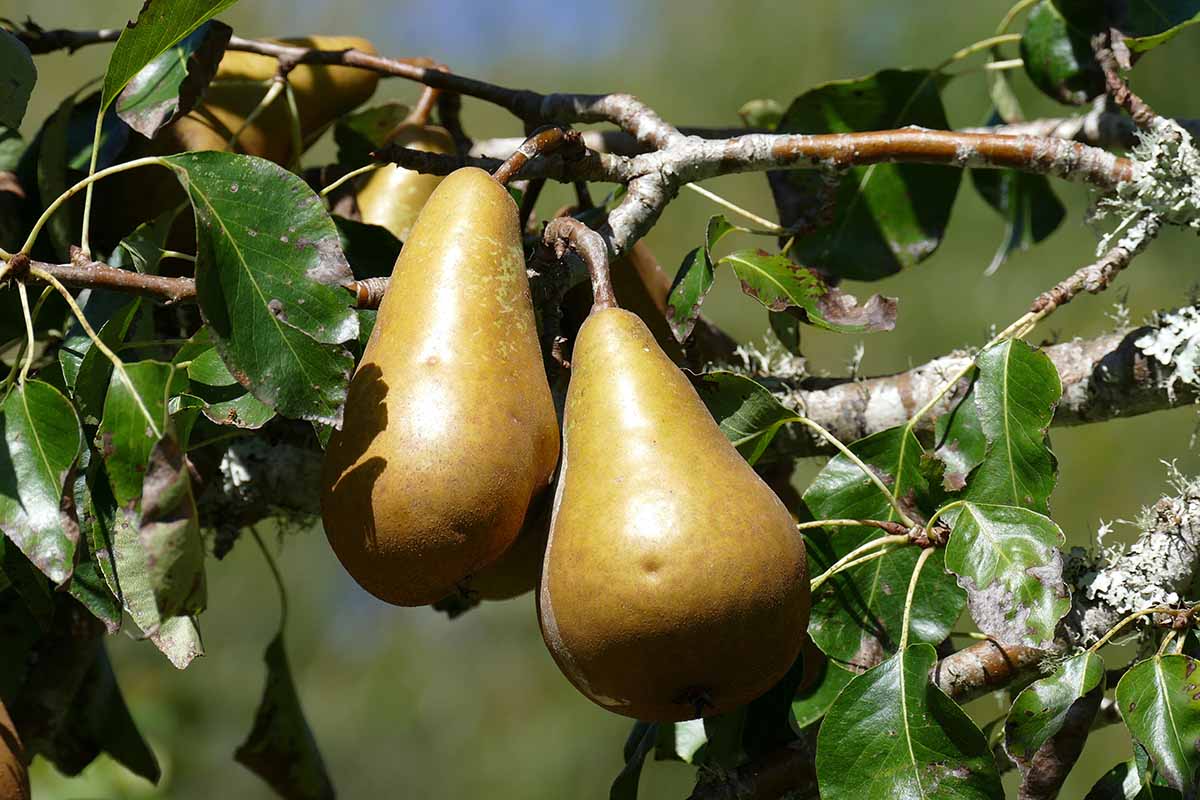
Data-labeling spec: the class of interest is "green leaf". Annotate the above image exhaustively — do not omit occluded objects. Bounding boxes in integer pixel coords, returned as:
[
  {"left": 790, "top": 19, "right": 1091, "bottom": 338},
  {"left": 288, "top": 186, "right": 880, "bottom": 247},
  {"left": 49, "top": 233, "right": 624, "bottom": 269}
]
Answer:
[
  {"left": 118, "top": 211, "right": 177, "bottom": 275},
  {"left": 776, "top": 69, "right": 961, "bottom": 281},
  {"left": 59, "top": 291, "right": 142, "bottom": 424},
  {"left": 769, "top": 310, "right": 801, "bottom": 354},
  {"left": 1125, "top": 7, "right": 1200, "bottom": 52},
  {"left": 0, "top": 381, "right": 83, "bottom": 584},
  {"left": 610, "top": 721, "right": 658, "bottom": 800},
  {"left": 1005, "top": 652, "right": 1104, "bottom": 794},
  {"left": 654, "top": 719, "right": 708, "bottom": 764},
  {"left": 97, "top": 361, "right": 184, "bottom": 506},
  {"left": 1085, "top": 759, "right": 1183, "bottom": 799},
  {"left": 0, "top": 29, "right": 36, "bottom": 129},
  {"left": 944, "top": 502, "right": 1070, "bottom": 648},
  {"left": 116, "top": 20, "right": 232, "bottom": 138},
  {"left": 666, "top": 215, "right": 735, "bottom": 342},
  {"left": 333, "top": 101, "right": 411, "bottom": 167},
  {"left": 934, "top": 381, "right": 987, "bottom": 492},
  {"left": 164, "top": 151, "right": 359, "bottom": 425},
  {"left": 1021, "top": 1, "right": 1106, "bottom": 104},
  {"left": 332, "top": 215, "right": 403, "bottom": 278},
  {"left": 792, "top": 657, "right": 854, "bottom": 728},
  {"left": 972, "top": 169, "right": 1066, "bottom": 275},
  {"left": 101, "top": 0, "right": 240, "bottom": 110},
  {"left": 187, "top": 346, "right": 276, "bottom": 429},
  {"left": 236, "top": 635, "right": 335, "bottom": 800},
  {"left": 816, "top": 643, "right": 1003, "bottom": 799},
  {"left": 691, "top": 371, "right": 798, "bottom": 464},
  {"left": 738, "top": 98, "right": 784, "bottom": 131},
  {"left": 963, "top": 339, "right": 1061, "bottom": 514},
  {"left": 1, "top": 538, "right": 53, "bottom": 631},
  {"left": 721, "top": 249, "right": 897, "bottom": 333},
  {"left": 1116, "top": 655, "right": 1200, "bottom": 794},
  {"left": 803, "top": 427, "right": 965, "bottom": 664}
]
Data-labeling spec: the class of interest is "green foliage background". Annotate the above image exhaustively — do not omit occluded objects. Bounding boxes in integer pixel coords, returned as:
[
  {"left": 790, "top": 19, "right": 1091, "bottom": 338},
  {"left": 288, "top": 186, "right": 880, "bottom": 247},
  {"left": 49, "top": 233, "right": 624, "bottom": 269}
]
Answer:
[{"left": 9, "top": 0, "right": 1200, "bottom": 796}]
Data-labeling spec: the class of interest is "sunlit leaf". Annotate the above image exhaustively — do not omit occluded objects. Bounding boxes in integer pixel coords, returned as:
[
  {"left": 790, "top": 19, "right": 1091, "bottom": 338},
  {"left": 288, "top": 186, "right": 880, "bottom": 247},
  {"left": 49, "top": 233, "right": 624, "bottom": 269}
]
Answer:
[
  {"left": 1116, "top": 655, "right": 1200, "bottom": 794},
  {"left": 666, "top": 215, "right": 735, "bottom": 342},
  {"left": 1021, "top": 1, "right": 1105, "bottom": 104},
  {"left": 691, "top": 371, "right": 798, "bottom": 464}
]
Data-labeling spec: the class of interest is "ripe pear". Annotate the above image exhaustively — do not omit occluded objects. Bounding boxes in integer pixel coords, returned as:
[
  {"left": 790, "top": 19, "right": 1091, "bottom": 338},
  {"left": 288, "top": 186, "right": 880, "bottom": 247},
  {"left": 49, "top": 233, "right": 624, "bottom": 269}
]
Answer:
[
  {"left": 0, "top": 699, "right": 29, "bottom": 800},
  {"left": 357, "top": 124, "right": 456, "bottom": 241},
  {"left": 561, "top": 240, "right": 684, "bottom": 364},
  {"left": 457, "top": 491, "right": 552, "bottom": 602},
  {"left": 321, "top": 167, "right": 560, "bottom": 606},
  {"left": 539, "top": 306, "right": 809, "bottom": 721}
]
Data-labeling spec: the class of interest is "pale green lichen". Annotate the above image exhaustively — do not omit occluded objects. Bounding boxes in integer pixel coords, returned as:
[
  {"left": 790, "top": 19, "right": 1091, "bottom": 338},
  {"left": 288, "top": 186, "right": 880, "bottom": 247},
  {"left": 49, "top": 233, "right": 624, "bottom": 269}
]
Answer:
[{"left": 1135, "top": 305, "right": 1200, "bottom": 400}]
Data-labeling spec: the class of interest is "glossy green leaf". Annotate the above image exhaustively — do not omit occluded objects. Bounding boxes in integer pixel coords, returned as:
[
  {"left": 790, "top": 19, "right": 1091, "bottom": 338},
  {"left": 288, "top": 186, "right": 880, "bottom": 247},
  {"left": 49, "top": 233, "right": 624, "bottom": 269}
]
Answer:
[
  {"left": 666, "top": 215, "right": 735, "bottom": 342},
  {"left": 610, "top": 721, "right": 658, "bottom": 800},
  {"left": 816, "top": 643, "right": 1003, "bottom": 799},
  {"left": 1085, "top": 759, "right": 1183, "bottom": 799},
  {"left": 97, "top": 361, "right": 185, "bottom": 506},
  {"left": 236, "top": 635, "right": 335, "bottom": 800},
  {"left": 164, "top": 151, "right": 359, "bottom": 425},
  {"left": 332, "top": 101, "right": 411, "bottom": 167},
  {"left": 0, "top": 29, "right": 35, "bottom": 129},
  {"left": 1116, "top": 655, "right": 1200, "bottom": 794},
  {"left": 1006, "top": 652, "right": 1104, "bottom": 793},
  {"left": 654, "top": 719, "right": 708, "bottom": 764},
  {"left": 803, "top": 427, "right": 965, "bottom": 665},
  {"left": 1022, "top": 1, "right": 1105, "bottom": 104},
  {"left": 101, "top": 0, "right": 240, "bottom": 110},
  {"left": 963, "top": 339, "right": 1061, "bottom": 514},
  {"left": 116, "top": 20, "right": 232, "bottom": 138},
  {"left": 691, "top": 371, "right": 798, "bottom": 464},
  {"left": 792, "top": 657, "right": 854, "bottom": 728},
  {"left": 0, "top": 380, "right": 83, "bottom": 584},
  {"left": 945, "top": 502, "right": 1069, "bottom": 648},
  {"left": 972, "top": 169, "right": 1066, "bottom": 275},
  {"left": 776, "top": 69, "right": 961, "bottom": 281},
  {"left": 1055, "top": 0, "right": 1200, "bottom": 52},
  {"left": 720, "top": 249, "right": 897, "bottom": 333},
  {"left": 333, "top": 215, "right": 403, "bottom": 278},
  {"left": 934, "top": 381, "right": 986, "bottom": 492}
]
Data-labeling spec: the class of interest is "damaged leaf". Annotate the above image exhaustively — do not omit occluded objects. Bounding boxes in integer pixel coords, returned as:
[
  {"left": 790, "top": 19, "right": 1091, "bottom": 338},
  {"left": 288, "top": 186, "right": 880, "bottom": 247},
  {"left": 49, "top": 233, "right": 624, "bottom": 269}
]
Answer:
[
  {"left": 164, "top": 151, "right": 359, "bottom": 426},
  {"left": 0, "top": 381, "right": 83, "bottom": 584},
  {"left": 1115, "top": 655, "right": 1200, "bottom": 796},
  {"left": 944, "top": 502, "right": 1070, "bottom": 649},
  {"left": 236, "top": 635, "right": 335, "bottom": 800},
  {"left": 720, "top": 249, "right": 897, "bottom": 333}
]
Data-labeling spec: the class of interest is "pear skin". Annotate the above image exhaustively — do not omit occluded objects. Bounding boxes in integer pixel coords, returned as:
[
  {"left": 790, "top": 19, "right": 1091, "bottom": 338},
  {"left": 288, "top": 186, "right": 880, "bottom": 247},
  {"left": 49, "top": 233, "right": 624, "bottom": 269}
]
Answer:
[
  {"left": 321, "top": 168, "right": 560, "bottom": 606},
  {"left": 357, "top": 125, "right": 456, "bottom": 242},
  {"left": 539, "top": 307, "right": 809, "bottom": 721},
  {"left": 458, "top": 490, "right": 552, "bottom": 602},
  {"left": 0, "top": 699, "right": 29, "bottom": 800}
]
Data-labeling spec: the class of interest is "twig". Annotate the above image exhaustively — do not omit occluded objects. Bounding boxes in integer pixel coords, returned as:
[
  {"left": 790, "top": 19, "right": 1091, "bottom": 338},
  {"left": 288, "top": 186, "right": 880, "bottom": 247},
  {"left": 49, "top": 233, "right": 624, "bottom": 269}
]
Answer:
[
  {"left": 492, "top": 127, "right": 586, "bottom": 186},
  {"left": 899, "top": 546, "right": 935, "bottom": 651},
  {"left": 542, "top": 216, "right": 613, "bottom": 310},
  {"left": 1029, "top": 220, "right": 1161, "bottom": 315},
  {"left": 1093, "top": 30, "right": 1158, "bottom": 129}
]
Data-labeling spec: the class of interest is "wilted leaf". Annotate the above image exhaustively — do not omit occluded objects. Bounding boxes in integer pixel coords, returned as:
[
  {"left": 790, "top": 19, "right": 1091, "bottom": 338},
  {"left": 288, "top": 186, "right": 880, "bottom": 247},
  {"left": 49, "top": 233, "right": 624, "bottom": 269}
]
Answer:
[
  {"left": 692, "top": 371, "right": 799, "bottom": 464},
  {"left": 236, "top": 635, "right": 335, "bottom": 800},
  {"left": 1116, "top": 655, "right": 1200, "bottom": 795},
  {"left": 666, "top": 215, "right": 736, "bottom": 342},
  {"left": 815, "top": 643, "right": 1003, "bottom": 799},
  {"left": 164, "top": 152, "right": 359, "bottom": 426},
  {"left": 0, "top": 381, "right": 83, "bottom": 583},
  {"left": 1005, "top": 652, "right": 1104, "bottom": 799},
  {"left": 944, "top": 502, "right": 1070, "bottom": 649},
  {"left": 101, "top": 0, "right": 240, "bottom": 110},
  {"left": 721, "top": 248, "right": 896, "bottom": 333},
  {"left": 116, "top": 20, "right": 232, "bottom": 138},
  {"left": 775, "top": 69, "right": 961, "bottom": 281},
  {"left": 963, "top": 339, "right": 1061, "bottom": 514}
]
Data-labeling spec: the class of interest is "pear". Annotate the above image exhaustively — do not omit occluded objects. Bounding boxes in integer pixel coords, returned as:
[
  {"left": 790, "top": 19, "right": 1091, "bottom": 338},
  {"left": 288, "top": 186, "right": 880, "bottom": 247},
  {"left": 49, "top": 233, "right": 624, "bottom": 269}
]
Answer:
[
  {"left": 321, "top": 167, "right": 560, "bottom": 606},
  {"left": 457, "top": 491, "right": 552, "bottom": 602},
  {"left": 539, "top": 305, "right": 809, "bottom": 721},
  {"left": 0, "top": 699, "right": 29, "bottom": 800},
  {"left": 357, "top": 124, "right": 456, "bottom": 242}
]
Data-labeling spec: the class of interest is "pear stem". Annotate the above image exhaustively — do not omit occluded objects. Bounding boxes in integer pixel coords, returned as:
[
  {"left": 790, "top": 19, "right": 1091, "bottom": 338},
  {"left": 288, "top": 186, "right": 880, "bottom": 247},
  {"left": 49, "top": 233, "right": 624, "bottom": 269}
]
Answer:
[
  {"left": 492, "top": 126, "right": 585, "bottom": 186},
  {"left": 402, "top": 85, "right": 440, "bottom": 130},
  {"left": 543, "top": 216, "right": 616, "bottom": 310}
]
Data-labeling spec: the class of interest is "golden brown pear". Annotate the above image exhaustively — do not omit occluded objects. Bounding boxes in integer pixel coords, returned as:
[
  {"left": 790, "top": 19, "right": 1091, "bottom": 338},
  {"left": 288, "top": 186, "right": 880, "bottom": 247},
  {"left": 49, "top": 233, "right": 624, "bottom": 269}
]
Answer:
[
  {"left": 321, "top": 167, "right": 560, "bottom": 606},
  {"left": 0, "top": 699, "right": 29, "bottom": 800},
  {"left": 357, "top": 124, "right": 456, "bottom": 241},
  {"left": 538, "top": 306, "right": 809, "bottom": 722},
  {"left": 458, "top": 492, "right": 552, "bottom": 601}
]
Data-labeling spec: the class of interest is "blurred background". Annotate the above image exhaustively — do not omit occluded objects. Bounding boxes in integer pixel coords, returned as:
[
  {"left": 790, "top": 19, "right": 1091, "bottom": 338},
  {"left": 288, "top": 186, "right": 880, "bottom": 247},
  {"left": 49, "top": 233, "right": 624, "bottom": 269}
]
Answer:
[{"left": 8, "top": 0, "right": 1200, "bottom": 797}]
